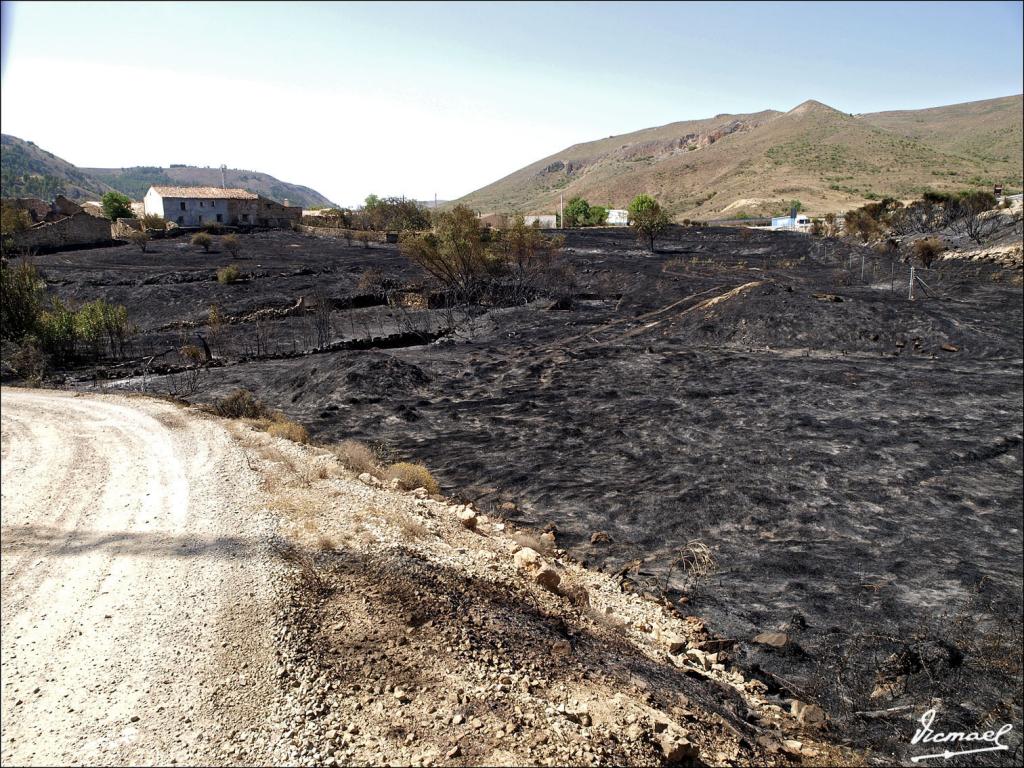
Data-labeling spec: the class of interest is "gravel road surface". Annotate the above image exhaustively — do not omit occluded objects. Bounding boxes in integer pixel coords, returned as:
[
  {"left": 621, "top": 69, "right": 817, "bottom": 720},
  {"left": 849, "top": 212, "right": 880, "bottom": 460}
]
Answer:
[{"left": 1, "top": 388, "right": 280, "bottom": 766}]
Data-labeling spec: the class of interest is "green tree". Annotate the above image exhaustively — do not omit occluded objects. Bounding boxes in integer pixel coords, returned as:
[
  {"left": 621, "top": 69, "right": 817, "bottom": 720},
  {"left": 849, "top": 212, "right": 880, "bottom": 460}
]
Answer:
[
  {"left": 0, "top": 259, "right": 45, "bottom": 341},
  {"left": 564, "top": 197, "right": 591, "bottom": 227},
  {"left": 101, "top": 191, "right": 133, "bottom": 221},
  {"left": 627, "top": 194, "right": 671, "bottom": 252},
  {"left": 588, "top": 205, "right": 608, "bottom": 226},
  {"left": 400, "top": 204, "right": 489, "bottom": 300},
  {"left": 1, "top": 201, "right": 32, "bottom": 237},
  {"left": 191, "top": 232, "right": 212, "bottom": 252}
]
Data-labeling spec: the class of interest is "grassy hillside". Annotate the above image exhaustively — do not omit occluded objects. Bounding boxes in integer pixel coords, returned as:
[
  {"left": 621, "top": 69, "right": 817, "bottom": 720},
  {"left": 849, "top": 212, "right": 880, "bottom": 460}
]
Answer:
[
  {"left": 860, "top": 94, "right": 1023, "bottom": 181},
  {"left": 1, "top": 133, "right": 335, "bottom": 207},
  {"left": 454, "top": 96, "right": 1024, "bottom": 220}
]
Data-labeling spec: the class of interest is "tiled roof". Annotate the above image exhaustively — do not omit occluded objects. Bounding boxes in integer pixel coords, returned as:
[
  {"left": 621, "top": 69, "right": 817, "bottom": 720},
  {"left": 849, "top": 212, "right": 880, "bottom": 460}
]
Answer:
[{"left": 149, "top": 186, "right": 258, "bottom": 200}]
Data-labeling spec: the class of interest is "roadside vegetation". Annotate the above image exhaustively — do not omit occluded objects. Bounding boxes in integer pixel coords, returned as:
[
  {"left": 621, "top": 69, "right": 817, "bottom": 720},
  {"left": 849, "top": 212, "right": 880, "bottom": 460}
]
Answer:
[{"left": 1, "top": 258, "right": 134, "bottom": 377}]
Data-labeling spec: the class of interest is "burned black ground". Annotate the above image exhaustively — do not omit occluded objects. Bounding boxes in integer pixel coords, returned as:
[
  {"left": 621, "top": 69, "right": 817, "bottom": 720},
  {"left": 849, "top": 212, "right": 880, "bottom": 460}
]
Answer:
[{"left": 25, "top": 226, "right": 1024, "bottom": 764}]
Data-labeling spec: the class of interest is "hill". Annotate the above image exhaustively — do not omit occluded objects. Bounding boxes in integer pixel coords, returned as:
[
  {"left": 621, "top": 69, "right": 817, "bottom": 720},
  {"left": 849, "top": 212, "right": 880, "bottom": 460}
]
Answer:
[
  {"left": 0, "top": 134, "right": 113, "bottom": 200},
  {"left": 1, "top": 134, "right": 335, "bottom": 207},
  {"left": 859, "top": 94, "right": 1022, "bottom": 176},
  {"left": 454, "top": 95, "right": 1023, "bottom": 220},
  {"left": 84, "top": 165, "right": 336, "bottom": 208}
]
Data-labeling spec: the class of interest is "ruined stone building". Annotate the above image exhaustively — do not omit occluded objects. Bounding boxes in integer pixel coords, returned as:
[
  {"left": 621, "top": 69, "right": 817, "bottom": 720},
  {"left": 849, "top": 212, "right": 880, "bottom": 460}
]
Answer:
[
  {"left": 143, "top": 186, "right": 300, "bottom": 228},
  {"left": 3, "top": 195, "right": 114, "bottom": 252}
]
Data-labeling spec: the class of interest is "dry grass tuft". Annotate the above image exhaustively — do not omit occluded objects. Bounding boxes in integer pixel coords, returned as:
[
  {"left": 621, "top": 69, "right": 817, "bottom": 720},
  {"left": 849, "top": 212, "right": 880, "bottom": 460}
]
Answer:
[
  {"left": 332, "top": 439, "right": 379, "bottom": 474},
  {"left": 512, "top": 530, "right": 553, "bottom": 556},
  {"left": 213, "top": 388, "right": 272, "bottom": 420},
  {"left": 385, "top": 462, "right": 440, "bottom": 494},
  {"left": 277, "top": 541, "right": 329, "bottom": 594},
  {"left": 267, "top": 418, "right": 310, "bottom": 444}
]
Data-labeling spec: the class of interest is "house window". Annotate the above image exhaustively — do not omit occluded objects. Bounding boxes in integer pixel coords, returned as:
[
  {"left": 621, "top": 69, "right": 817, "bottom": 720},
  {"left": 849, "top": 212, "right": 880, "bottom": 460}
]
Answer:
[
  {"left": 180, "top": 202, "right": 186, "bottom": 211},
  {"left": 177, "top": 216, "right": 184, "bottom": 224},
  {"left": 216, "top": 213, "right": 223, "bottom": 223},
  {"left": 200, "top": 201, "right": 205, "bottom": 207},
  {"left": 241, "top": 214, "right": 250, "bottom": 223}
]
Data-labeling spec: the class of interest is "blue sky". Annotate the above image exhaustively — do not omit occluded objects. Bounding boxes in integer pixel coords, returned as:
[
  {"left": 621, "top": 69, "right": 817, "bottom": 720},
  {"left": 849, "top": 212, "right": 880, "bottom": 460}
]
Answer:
[{"left": 2, "top": 1, "right": 1021, "bottom": 206}]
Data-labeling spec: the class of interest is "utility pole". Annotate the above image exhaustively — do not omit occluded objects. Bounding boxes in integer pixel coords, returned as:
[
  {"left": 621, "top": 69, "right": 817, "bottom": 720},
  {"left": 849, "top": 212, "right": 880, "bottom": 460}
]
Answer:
[
  {"left": 560, "top": 193, "right": 564, "bottom": 229},
  {"left": 908, "top": 265, "right": 915, "bottom": 300},
  {"left": 221, "top": 164, "right": 227, "bottom": 189}
]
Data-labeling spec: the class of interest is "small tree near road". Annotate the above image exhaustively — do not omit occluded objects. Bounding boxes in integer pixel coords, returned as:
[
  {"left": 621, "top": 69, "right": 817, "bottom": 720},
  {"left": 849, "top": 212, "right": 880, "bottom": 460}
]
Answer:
[
  {"left": 628, "top": 194, "right": 671, "bottom": 252},
  {"left": 101, "top": 192, "right": 133, "bottom": 221}
]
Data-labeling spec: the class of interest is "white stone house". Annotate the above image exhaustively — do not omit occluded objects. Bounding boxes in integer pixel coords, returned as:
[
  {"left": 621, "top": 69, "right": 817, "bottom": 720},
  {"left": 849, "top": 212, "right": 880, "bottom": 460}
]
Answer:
[
  {"left": 144, "top": 186, "right": 258, "bottom": 227},
  {"left": 606, "top": 209, "right": 629, "bottom": 226}
]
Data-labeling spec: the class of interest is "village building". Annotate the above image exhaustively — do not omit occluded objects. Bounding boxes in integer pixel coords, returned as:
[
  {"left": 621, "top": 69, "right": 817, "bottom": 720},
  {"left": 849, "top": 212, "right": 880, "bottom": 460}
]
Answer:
[
  {"left": 143, "top": 186, "right": 301, "bottom": 228},
  {"left": 606, "top": 209, "right": 629, "bottom": 226},
  {"left": 524, "top": 214, "right": 557, "bottom": 228},
  {"left": 2, "top": 195, "right": 114, "bottom": 252},
  {"left": 770, "top": 212, "right": 812, "bottom": 231}
]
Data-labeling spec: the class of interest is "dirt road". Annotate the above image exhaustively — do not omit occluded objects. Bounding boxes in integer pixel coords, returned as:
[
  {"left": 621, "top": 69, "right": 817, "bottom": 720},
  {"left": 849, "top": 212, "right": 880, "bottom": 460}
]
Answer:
[{"left": 0, "top": 389, "right": 281, "bottom": 766}]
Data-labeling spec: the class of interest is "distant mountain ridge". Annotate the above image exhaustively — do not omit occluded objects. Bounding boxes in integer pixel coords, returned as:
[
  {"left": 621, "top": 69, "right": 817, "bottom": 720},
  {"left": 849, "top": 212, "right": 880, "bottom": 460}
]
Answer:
[
  {"left": 454, "top": 95, "right": 1023, "bottom": 219},
  {"left": 1, "top": 134, "right": 335, "bottom": 208}
]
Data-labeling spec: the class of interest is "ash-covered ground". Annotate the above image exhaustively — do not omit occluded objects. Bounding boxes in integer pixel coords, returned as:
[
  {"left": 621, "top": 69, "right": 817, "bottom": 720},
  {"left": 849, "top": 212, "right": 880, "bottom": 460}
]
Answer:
[{"left": 28, "top": 227, "right": 1024, "bottom": 763}]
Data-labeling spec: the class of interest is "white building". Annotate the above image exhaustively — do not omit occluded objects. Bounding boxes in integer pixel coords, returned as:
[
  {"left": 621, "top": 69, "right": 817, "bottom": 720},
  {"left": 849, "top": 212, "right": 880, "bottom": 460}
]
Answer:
[
  {"left": 606, "top": 209, "right": 629, "bottom": 226},
  {"left": 524, "top": 214, "right": 557, "bottom": 228},
  {"left": 143, "top": 186, "right": 300, "bottom": 228},
  {"left": 770, "top": 213, "right": 811, "bottom": 231}
]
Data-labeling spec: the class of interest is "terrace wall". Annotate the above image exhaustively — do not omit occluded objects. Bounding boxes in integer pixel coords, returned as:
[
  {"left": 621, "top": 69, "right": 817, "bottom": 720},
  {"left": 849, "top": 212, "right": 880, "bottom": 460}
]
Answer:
[{"left": 9, "top": 212, "right": 114, "bottom": 252}]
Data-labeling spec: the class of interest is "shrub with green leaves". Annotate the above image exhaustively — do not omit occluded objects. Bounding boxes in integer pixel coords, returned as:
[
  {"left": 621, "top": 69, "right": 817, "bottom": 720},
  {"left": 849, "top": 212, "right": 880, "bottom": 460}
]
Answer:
[
  {"left": 628, "top": 194, "right": 671, "bottom": 252},
  {"left": 101, "top": 192, "right": 133, "bottom": 221},
  {"left": 140, "top": 213, "right": 167, "bottom": 231},
  {"left": 192, "top": 232, "right": 213, "bottom": 252},
  {"left": 563, "top": 197, "right": 591, "bottom": 227},
  {"left": 1, "top": 259, "right": 45, "bottom": 341},
  {"left": 217, "top": 264, "right": 241, "bottom": 284},
  {"left": 213, "top": 388, "right": 271, "bottom": 419}
]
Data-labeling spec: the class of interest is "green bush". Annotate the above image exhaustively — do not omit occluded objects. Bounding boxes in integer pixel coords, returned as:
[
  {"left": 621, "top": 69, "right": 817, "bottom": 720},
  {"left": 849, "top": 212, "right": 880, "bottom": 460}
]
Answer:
[
  {"left": 1, "top": 202, "right": 32, "bottom": 236},
  {"left": 222, "top": 234, "right": 240, "bottom": 256},
  {"left": 192, "top": 232, "right": 213, "bottom": 252},
  {"left": 101, "top": 192, "right": 133, "bottom": 221},
  {"left": 140, "top": 213, "right": 167, "bottom": 231},
  {"left": 217, "top": 264, "right": 241, "bottom": 284},
  {"left": 0, "top": 259, "right": 45, "bottom": 341},
  {"left": 213, "top": 388, "right": 271, "bottom": 419},
  {"left": 628, "top": 194, "right": 671, "bottom": 252},
  {"left": 564, "top": 197, "right": 591, "bottom": 227},
  {"left": 37, "top": 298, "right": 77, "bottom": 363},
  {"left": 386, "top": 462, "right": 440, "bottom": 494}
]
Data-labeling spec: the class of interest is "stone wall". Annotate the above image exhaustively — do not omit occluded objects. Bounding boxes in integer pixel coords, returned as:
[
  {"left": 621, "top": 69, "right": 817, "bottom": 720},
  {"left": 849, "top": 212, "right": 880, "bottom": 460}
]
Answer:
[
  {"left": 10, "top": 212, "right": 114, "bottom": 252},
  {"left": 296, "top": 224, "right": 390, "bottom": 242}
]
